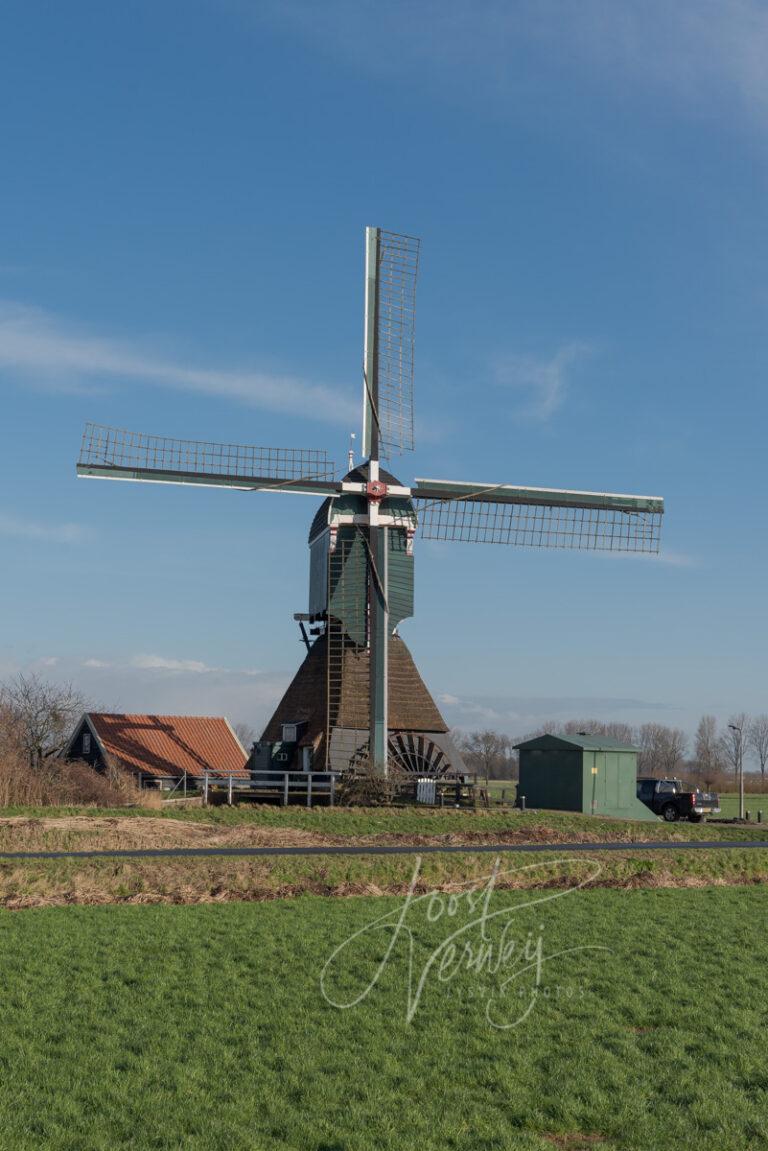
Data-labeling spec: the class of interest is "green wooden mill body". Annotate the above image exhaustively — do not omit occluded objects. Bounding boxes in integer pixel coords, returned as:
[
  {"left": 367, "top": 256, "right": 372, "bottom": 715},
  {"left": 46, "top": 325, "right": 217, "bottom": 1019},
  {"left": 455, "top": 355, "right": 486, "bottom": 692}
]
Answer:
[{"left": 309, "top": 465, "right": 417, "bottom": 645}]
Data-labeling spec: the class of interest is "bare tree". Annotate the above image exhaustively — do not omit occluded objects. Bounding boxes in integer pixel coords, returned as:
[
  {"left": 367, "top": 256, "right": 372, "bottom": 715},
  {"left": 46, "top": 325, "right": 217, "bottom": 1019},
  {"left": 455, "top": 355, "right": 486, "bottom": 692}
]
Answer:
[
  {"left": 233, "top": 723, "right": 257, "bottom": 751},
  {"left": 693, "top": 715, "right": 724, "bottom": 788},
  {"left": 637, "top": 723, "right": 688, "bottom": 777},
  {"left": 0, "top": 673, "right": 87, "bottom": 768},
  {"left": 748, "top": 715, "right": 768, "bottom": 789},
  {"left": 457, "top": 730, "right": 514, "bottom": 787},
  {"left": 0, "top": 700, "right": 24, "bottom": 760},
  {"left": 562, "top": 719, "right": 636, "bottom": 744},
  {"left": 719, "top": 713, "right": 750, "bottom": 782}
]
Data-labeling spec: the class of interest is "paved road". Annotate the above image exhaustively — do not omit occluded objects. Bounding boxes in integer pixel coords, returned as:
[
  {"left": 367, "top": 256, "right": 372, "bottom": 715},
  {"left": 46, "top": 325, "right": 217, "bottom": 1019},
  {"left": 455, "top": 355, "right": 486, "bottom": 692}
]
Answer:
[{"left": 1, "top": 839, "right": 768, "bottom": 860}]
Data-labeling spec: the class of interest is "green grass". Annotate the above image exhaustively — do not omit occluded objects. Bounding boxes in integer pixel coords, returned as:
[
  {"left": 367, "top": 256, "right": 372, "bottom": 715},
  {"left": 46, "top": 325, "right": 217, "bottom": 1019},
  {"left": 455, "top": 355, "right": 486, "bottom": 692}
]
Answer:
[
  {"left": 2, "top": 802, "right": 766, "bottom": 842},
  {"left": 0, "top": 887, "right": 767, "bottom": 1149},
  {"left": 717, "top": 792, "right": 768, "bottom": 820},
  {"left": 486, "top": 779, "right": 517, "bottom": 797}
]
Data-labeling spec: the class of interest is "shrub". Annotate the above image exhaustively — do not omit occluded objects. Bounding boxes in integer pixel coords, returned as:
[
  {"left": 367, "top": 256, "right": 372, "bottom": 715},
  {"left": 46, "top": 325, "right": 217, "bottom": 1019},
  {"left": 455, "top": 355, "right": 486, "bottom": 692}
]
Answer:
[{"left": 0, "top": 748, "right": 157, "bottom": 809}]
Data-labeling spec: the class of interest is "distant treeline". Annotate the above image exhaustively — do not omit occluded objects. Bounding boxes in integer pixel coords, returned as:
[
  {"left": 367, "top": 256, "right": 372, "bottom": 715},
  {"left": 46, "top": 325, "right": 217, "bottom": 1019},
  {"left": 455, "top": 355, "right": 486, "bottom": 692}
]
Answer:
[{"left": 454, "top": 714, "right": 768, "bottom": 790}]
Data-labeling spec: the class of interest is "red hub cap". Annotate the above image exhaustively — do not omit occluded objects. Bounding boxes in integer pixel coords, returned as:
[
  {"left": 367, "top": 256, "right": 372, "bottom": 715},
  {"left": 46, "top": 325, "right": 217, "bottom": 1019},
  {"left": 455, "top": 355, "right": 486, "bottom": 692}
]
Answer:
[{"left": 366, "top": 480, "right": 388, "bottom": 501}]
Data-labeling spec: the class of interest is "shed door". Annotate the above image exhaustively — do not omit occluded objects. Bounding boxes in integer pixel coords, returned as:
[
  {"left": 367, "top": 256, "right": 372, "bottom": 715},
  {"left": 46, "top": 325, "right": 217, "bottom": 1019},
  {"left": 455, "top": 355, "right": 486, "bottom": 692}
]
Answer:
[{"left": 605, "top": 753, "right": 620, "bottom": 809}]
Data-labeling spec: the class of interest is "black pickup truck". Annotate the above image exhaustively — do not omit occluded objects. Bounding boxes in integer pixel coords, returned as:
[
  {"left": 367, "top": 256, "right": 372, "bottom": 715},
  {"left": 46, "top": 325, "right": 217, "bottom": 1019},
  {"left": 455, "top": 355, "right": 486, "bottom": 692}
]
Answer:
[{"left": 636, "top": 777, "right": 721, "bottom": 822}]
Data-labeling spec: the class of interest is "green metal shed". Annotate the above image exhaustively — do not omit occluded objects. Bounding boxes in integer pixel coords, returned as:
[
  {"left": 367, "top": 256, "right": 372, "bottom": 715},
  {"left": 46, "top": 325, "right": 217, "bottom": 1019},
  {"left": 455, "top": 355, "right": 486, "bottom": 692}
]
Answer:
[{"left": 514, "top": 733, "right": 657, "bottom": 821}]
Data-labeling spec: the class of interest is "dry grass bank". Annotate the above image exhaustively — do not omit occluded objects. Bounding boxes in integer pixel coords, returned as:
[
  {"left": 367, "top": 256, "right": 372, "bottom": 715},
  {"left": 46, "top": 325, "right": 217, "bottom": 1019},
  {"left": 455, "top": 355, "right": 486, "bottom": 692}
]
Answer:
[{"left": 1, "top": 844, "right": 767, "bottom": 909}]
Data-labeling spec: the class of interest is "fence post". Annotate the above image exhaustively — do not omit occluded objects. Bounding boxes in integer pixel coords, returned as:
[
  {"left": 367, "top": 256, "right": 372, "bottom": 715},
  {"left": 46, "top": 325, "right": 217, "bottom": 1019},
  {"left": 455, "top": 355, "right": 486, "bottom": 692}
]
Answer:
[
  {"left": 283, "top": 773, "right": 289, "bottom": 807},
  {"left": 307, "top": 773, "right": 313, "bottom": 809},
  {"left": 183, "top": 771, "right": 187, "bottom": 799},
  {"left": 228, "top": 774, "right": 233, "bottom": 806},
  {"left": 203, "top": 773, "right": 209, "bottom": 806},
  {"left": 330, "top": 774, "right": 335, "bottom": 807}
]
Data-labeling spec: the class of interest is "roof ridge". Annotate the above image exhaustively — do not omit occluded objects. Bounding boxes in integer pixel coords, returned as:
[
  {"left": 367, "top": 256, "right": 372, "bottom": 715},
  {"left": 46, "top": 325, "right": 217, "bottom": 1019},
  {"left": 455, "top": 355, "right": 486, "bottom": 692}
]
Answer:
[{"left": 88, "top": 712, "right": 232, "bottom": 721}]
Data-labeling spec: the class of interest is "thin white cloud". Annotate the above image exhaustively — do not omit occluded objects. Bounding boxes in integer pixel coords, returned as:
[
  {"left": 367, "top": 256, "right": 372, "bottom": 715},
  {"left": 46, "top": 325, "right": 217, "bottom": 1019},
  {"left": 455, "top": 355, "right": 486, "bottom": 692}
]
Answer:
[
  {"left": 260, "top": 1, "right": 768, "bottom": 130},
  {"left": 656, "top": 551, "right": 696, "bottom": 568},
  {"left": 437, "top": 693, "right": 503, "bottom": 721},
  {"left": 0, "top": 301, "right": 357, "bottom": 425},
  {"left": 75, "top": 655, "right": 287, "bottom": 728},
  {"left": 131, "top": 654, "right": 214, "bottom": 674},
  {"left": 129, "top": 653, "right": 264, "bottom": 676},
  {"left": 595, "top": 549, "right": 696, "bottom": 568},
  {"left": 0, "top": 512, "right": 87, "bottom": 544},
  {"left": 9, "top": 654, "right": 288, "bottom": 731},
  {"left": 494, "top": 344, "right": 589, "bottom": 421},
  {"left": 440, "top": 691, "right": 679, "bottom": 736}
]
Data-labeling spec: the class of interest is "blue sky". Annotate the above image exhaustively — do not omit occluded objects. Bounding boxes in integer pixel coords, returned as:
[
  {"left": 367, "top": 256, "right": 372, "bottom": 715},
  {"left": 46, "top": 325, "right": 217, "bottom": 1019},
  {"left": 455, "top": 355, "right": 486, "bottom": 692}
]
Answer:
[{"left": 2, "top": 0, "right": 767, "bottom": 743}]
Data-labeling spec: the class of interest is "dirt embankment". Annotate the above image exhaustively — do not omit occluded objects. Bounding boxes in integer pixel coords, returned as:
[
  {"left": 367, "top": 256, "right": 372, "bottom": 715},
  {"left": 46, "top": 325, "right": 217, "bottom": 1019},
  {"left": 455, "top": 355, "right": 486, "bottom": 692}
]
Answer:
[
  {"left": 0, "top": 815, "right": 332, "bottom": 852},
  {"left": 0, "top": 814, "right": 714, "bottom": 854}
]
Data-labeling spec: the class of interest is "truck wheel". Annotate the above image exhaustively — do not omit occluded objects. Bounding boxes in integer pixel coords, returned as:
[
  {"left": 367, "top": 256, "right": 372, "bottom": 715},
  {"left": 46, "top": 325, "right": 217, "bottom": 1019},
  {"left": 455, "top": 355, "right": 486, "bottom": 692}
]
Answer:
[{"left": 662, "top": 803, "right": 679, "bottom": 822}]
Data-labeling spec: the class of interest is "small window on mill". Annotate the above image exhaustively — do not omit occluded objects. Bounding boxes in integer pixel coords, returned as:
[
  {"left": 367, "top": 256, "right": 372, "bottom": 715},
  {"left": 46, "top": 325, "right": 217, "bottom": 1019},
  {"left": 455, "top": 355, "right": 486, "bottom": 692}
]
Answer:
[{"left": 82, "top": 732, "right": 91, "bottom": 754}]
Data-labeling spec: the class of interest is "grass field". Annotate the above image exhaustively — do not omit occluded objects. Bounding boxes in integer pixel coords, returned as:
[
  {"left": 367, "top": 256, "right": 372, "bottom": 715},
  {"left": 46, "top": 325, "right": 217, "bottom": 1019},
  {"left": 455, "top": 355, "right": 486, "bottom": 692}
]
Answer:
[
  {"left": 717, "top": 793, "right": 768, "bottom": 819},
  {"left": 0, "top": 886, "right": 766, "bottom": 1150}
]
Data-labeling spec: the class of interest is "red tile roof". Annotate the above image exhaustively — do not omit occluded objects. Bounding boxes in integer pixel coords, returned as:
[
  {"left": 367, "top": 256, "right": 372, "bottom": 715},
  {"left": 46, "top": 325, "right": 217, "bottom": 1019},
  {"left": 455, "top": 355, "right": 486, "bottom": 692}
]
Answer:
[{"left": 86, "top": 714, "right": 249, "bottom": 779}]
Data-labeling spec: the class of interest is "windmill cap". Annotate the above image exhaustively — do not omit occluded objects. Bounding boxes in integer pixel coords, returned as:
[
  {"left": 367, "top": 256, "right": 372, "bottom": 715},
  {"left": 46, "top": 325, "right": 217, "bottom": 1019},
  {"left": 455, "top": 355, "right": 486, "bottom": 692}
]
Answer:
[{"left": 308, "top": 462, "right": 409, "bottom": 543}]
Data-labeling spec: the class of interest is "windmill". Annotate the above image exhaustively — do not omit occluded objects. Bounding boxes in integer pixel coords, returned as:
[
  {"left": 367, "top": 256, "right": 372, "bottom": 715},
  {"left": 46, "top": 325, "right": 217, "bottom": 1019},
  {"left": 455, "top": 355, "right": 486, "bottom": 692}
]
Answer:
[{"left": 76, "top": 227, "right": 664, "bottom": 782}]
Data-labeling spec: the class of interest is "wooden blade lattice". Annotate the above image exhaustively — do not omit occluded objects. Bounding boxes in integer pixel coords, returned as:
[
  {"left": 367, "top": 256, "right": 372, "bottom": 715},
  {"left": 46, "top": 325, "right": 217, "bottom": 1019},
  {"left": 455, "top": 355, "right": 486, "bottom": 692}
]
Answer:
[
  {"left": 376, "top": 231, "right": 420, "bottom": 457},
  {"left": 415, "top": 497, "right": 662, "bottom": 552},
  {"left": 79, "top": 423, "right": 336, "bottom": 484}
]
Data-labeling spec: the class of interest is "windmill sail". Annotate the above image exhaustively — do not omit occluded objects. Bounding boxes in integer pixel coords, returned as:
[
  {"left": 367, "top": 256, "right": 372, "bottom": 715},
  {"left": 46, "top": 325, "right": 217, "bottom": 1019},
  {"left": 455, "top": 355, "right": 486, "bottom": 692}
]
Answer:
[
  {"left": 362, "top": 229, "right": 420, "bottom": 460},
  {"left": 75, "top": 224, "right": 666, "bottom": 790},
  {"left": 412, "top": 479, "right": 663, "bottom": 552},
  {"left": 77, "top": 423, "right": 340, "bottom": 496}
]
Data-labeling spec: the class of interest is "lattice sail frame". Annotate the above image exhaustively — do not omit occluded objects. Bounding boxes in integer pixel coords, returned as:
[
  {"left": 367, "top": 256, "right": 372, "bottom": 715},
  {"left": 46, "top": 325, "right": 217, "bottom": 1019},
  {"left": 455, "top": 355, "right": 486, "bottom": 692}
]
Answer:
[
  {"left": 376, "top": 230, "right": 420, "bottom": 458},
  {"left": 78, "top": 423, "right": 336, "bottom": 485},
  {"left": 415, "top": 497, "right": 662, "bottom": 552}
]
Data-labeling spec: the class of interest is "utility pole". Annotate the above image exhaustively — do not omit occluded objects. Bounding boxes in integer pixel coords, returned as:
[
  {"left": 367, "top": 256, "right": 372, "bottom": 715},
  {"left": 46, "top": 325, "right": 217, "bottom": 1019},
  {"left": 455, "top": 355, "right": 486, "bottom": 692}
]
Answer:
[{"left": 728, "top": 723, "right": 745, "bottom": 820}]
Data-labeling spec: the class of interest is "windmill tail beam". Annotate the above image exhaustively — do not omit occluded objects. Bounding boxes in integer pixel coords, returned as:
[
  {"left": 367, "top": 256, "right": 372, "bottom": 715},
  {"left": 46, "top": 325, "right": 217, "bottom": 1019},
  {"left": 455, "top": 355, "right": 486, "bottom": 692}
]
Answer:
[{"left": 368, "top": 524, "right": 389, "bottom": 776}]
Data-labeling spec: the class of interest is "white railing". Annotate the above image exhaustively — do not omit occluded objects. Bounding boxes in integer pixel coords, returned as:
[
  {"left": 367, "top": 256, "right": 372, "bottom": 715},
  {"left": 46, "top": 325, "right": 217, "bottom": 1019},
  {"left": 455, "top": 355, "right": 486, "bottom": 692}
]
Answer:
[{"left": 201, "top": 770, "right": 341, "bottom": 807}]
